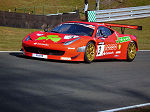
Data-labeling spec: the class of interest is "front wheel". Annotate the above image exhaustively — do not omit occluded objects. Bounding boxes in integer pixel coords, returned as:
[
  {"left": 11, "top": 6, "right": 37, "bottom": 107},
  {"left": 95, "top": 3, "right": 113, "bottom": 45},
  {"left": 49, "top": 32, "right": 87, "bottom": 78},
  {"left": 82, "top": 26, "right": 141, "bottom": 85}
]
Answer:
[
  {"left": 127, "top": 42, "right": 136, "bottom": 62},
  {"left": 84, "top": 42, "right": 95, "bottom": 63}
]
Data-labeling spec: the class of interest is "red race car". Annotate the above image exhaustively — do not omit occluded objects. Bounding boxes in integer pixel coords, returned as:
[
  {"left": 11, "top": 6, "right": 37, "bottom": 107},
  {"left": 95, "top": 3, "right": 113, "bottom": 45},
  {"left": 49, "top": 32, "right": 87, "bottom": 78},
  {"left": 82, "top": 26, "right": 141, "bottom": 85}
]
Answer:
[{"left": 22, "top": 21, "right": 142, "bottom": 63}]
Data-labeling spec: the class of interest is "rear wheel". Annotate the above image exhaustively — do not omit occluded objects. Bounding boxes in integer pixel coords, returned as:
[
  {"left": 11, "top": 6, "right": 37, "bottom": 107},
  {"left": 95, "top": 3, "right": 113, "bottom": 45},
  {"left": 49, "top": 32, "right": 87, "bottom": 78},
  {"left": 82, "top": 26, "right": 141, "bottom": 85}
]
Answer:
[
  {"left": 84, "top": 42, "right": 95, "bottom": 63},
  {"left": 127, "top": 42, "right": 136, "bottom": 62}
]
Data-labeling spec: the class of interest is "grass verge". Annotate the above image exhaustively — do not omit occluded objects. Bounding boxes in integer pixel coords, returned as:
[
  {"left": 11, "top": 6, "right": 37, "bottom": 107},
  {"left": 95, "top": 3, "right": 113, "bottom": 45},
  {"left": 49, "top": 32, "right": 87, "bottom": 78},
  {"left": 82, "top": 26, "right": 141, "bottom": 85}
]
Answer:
[{"left": 0, "top": 26, "right": 39, "bottom": 51}]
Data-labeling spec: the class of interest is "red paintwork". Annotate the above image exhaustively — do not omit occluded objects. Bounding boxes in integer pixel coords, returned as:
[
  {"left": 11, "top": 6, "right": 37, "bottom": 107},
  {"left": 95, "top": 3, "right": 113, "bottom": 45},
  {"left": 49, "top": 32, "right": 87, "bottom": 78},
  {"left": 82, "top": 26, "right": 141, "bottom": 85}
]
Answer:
[{"left": 22, "top": 21, "right": 139, "bottom": 62}]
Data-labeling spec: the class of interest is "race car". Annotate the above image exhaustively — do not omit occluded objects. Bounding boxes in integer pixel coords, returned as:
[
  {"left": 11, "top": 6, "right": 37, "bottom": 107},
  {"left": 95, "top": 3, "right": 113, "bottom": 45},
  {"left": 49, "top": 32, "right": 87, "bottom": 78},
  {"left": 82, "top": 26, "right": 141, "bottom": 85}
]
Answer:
[{"left": 22, "top": 21, "right": 142, "bottom": 63}]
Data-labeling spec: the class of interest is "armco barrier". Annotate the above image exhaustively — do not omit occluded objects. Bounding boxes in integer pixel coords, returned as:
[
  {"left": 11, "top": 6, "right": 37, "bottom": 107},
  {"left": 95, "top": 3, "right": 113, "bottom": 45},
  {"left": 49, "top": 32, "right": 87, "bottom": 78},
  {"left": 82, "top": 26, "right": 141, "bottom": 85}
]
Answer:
[
  {"left": 0, "top": 10, "right": 80, "bottom": 29},
  {"left": 88, "top": 5, "right": 150, "bottom": 22}
]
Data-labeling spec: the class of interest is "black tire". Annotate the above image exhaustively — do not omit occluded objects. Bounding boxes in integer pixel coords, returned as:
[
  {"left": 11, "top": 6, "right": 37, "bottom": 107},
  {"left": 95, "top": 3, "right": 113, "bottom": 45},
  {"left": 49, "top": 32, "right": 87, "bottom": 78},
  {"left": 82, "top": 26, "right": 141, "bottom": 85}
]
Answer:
[
  {"left": 84, "top": 41, "right": 95, "bottom": 63},
  {"left": 127, "top": 41, "right": 136, "bottom": 62}
]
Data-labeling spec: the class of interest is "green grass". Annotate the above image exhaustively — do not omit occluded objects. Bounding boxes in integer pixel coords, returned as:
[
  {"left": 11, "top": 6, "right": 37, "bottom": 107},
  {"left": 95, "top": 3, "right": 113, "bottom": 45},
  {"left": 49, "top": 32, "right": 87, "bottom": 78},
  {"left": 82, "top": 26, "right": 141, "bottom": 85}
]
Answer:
[
  {"left": 124, "top": 0, "right": 150, "bottom": 7},
  {"left": 0, "top": 26, "right": 39, "bottom": 51},
  {"left": 0, "top": 0, "right": 86, "bottom": 14}
]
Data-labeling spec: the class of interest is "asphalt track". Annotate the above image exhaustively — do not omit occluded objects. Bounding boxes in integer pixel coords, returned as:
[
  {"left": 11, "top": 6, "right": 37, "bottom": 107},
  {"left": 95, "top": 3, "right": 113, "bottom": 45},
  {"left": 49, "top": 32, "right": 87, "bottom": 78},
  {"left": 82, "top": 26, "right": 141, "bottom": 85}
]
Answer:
[{"left": 0, "top": 51, "right": 150, "bottom": 112}]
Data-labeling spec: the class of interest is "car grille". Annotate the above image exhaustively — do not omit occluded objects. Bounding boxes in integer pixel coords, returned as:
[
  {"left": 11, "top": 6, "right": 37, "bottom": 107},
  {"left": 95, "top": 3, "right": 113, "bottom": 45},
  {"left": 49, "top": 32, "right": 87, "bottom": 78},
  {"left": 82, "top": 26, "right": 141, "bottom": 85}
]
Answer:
[{"left": 24, "top": 46, "right": 65, "bottom": 56}]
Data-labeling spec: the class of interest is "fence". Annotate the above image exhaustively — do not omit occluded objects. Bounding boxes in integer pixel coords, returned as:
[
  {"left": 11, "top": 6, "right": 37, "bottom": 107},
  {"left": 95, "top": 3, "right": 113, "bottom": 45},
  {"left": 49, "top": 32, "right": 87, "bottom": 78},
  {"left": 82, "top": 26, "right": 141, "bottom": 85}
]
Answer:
[
  {"left": 14, "top": 6, "right": 77, "bottom": 15},
  {"left": 87, "top": 5, "right": 150, "bottom": 22},
  {"left": 0, "top": 11, "right": 80, "bottom": 29}
]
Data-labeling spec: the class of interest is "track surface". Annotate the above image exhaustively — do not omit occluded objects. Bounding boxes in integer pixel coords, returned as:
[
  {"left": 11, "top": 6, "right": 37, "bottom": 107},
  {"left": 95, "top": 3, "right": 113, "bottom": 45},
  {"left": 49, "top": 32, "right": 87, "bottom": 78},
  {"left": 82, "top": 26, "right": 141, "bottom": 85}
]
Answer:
[{"left": 0, "top": 51, "right": 150, "bottom": 112}]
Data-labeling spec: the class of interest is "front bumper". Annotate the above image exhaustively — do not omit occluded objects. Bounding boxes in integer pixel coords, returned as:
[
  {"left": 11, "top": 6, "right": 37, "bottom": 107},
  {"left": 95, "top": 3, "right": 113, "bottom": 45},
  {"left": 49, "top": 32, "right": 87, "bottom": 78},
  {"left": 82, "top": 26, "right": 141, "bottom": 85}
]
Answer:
[{"left": 22, "top": 43, "right": 85, "bottom": 61}]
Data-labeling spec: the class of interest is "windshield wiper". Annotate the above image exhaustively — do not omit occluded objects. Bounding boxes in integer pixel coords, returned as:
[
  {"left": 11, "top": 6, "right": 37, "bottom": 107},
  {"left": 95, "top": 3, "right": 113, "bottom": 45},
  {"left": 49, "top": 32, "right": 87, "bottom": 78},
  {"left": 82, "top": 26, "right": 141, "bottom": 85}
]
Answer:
[{"left": 50, "top": 31, "right": 59, "bottom": 33}]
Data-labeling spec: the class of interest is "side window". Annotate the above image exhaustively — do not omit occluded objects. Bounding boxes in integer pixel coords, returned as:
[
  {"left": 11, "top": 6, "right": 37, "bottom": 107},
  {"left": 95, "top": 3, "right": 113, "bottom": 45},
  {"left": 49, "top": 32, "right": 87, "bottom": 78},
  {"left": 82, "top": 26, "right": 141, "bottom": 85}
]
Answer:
[{"left": 96, "top": 26, "right": 113, "bottom": 37}]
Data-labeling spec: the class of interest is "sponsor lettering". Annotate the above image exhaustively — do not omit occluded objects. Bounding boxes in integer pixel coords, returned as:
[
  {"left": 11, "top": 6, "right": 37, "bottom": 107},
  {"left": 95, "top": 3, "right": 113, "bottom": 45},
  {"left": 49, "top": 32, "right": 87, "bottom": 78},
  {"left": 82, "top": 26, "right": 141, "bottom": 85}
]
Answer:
[
  {"left": 96, "top": 44, "right": 117, "bottom": 57},
  {"left": 115, "top": 32, "right": 131, "bottom": 43},
  {"left": 103, "top": 51, "right": 114, "bottom": 55},
  {"left": 116, "top": 51, "right": 121, "bottom": 54},
  {"left": 64, "top": 35, "right": 79, "bottom": 39},
  {"left": 104, "top": 44, "right": 117, "bottom": 51},
  {"left": 61, "top": 57, "right": 71, "bottom": 60},
  {"left": 34, "top": 43, "right": 49, "bottom": 46}
]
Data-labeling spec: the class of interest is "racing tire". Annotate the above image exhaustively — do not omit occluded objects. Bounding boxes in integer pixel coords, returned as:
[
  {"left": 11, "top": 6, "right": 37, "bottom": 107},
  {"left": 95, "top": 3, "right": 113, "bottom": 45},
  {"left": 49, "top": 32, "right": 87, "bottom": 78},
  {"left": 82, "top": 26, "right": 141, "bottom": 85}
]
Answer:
[
  {"left": 84, "top": 41, "right": 95, "bottom": 63},
  {"left": 127, "top": 41, "right": 136, "bottom": 62}
]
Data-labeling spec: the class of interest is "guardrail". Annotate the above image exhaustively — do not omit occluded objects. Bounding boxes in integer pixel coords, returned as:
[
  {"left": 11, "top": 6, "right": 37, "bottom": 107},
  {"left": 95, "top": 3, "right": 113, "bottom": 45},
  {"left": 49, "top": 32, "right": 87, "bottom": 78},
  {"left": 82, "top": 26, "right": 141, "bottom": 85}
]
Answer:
[{"left": 88, "top": 5, "right": 150, "bottom": 22}]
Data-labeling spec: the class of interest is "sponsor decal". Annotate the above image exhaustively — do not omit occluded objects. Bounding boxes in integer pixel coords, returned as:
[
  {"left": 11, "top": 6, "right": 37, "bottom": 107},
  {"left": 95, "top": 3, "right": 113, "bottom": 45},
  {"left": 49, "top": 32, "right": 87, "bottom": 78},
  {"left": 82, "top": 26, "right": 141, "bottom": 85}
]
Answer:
[
  {"left": 116, "top": 51, "right": 121, "bottom": 54},
  {"left": 98, "top": 42, "right": 105, "bottom": 45},
  {"left": 64, "top": 23, "right": 95, "bottom": 30},
  {"left": 114, "top": 55, "right": 119, "bottom": 57},
  {"left": 96, "top": 44, "right": 117, "bottom": 57},
  {"left": 119, "top": 44, "right": 121, "bottom": 49},
  {"left": 104, "top": 44, "right": 117, "bottom": 51},
  {"left": 36, "top": 35, "right": 61, "bottom": 42},
  {"left": 61, "top": 57, "right": 71, "bottom": 60},
  {"left": 32, "top": 53, "right": 47, "bottom": 59},
  {"left": 103, "top": 51, "right": 114, "bottom": 55},
  {"left": 37, "top": 34, "right": 44, "bottom": 36},
  {"left": 68, "top": 47, "right": 75, "bottom": 50},
  {"left": 64, "top": 35, "right": 79, "bottom": 39},
  {"left": 115, "top": 32, "right": 131, "bottom": 43},
  {"left": 34, "top": 43, "right": 49, "bottom": 46},
  {"left": 98, "top": 23, "right": 105, "bottom": 25},
  {"left": 87, "top": 25, "right": 95, "bottom": 29}
]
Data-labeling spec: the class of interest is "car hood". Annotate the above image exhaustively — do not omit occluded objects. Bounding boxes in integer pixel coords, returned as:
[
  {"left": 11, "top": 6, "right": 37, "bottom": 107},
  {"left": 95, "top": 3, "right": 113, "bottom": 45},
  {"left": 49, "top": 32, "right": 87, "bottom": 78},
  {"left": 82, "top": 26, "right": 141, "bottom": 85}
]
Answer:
[{"left": 29, "top": 31, "right": 82, "bottom": 44}]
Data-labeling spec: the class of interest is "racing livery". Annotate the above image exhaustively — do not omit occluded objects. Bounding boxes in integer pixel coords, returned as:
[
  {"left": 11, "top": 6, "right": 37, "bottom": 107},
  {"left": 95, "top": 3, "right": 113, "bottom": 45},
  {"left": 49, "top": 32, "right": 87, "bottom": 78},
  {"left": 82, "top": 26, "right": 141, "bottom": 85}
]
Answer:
[{"left": 22, "top": 21, "right": 142, "bottom": 63}]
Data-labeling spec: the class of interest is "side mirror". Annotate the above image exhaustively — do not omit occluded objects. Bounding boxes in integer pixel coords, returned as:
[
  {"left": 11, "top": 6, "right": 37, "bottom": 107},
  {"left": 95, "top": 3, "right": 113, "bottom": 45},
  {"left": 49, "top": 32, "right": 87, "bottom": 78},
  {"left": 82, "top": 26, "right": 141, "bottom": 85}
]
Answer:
[
  {"left": 44, "top": 28, "right": 49, "bottom": 32},
  {"left": 41, "top": 24, "right": 49, "bottom": 32},
  {"left": 103, "top": 35, "right": 108, "bottom": 38}
]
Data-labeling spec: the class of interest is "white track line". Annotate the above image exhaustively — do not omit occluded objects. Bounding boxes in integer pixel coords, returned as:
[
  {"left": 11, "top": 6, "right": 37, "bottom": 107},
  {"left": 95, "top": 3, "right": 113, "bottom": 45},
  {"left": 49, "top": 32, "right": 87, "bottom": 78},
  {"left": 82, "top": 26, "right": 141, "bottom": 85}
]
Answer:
[{"left": 99, "top": 103, "right": 150, "bottom": 112}]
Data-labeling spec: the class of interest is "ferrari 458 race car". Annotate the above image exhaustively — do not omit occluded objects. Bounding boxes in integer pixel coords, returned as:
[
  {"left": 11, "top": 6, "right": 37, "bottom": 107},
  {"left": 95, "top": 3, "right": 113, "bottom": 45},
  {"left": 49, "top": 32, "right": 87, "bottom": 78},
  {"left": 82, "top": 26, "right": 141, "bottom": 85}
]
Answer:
[{"left": 22, "top": 21, "right": 142, "bottom": 63}]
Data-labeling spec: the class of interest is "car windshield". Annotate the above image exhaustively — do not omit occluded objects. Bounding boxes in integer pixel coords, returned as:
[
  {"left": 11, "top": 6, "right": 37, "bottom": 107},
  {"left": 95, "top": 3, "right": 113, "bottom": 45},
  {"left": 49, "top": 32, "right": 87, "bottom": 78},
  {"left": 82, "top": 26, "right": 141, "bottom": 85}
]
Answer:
[{"left": 50, "top": 23, "right": 95, "bottom": 36}]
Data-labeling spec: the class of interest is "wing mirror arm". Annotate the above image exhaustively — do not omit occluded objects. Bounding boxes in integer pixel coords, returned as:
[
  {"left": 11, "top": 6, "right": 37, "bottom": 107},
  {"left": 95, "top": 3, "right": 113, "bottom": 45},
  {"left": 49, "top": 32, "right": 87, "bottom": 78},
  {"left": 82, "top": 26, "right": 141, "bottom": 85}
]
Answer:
[
  {"left": 41, "top": 24, "right": 49, "bottom": 32},
  {"left": 103, "top": 35, "right": 108, "bottom": 38},
  {"left": 44, "top": 28, "right": 49, "bottom": 32}
]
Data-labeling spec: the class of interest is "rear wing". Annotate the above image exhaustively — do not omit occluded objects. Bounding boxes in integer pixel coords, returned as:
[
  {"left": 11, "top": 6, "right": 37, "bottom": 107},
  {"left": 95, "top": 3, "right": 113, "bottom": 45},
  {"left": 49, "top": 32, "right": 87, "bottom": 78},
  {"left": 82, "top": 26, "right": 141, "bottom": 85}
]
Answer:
[{"left": 98, "top": 23, "right": 142, "bottom": 34}]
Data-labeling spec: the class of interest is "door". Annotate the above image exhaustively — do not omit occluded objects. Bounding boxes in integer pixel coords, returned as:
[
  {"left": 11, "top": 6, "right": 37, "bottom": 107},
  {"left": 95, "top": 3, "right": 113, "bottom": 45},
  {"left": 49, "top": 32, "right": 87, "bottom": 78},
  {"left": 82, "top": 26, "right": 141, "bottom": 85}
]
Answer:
[{"left": 95, "top": 26, "right": 118, "bottom": 59}]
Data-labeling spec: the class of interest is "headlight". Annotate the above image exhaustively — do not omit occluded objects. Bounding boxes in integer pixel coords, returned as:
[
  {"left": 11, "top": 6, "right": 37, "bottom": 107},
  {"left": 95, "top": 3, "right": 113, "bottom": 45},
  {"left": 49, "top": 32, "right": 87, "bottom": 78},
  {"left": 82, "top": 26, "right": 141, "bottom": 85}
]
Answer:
[
  {"left": 64, "top": 38, "right": 80, "bottom": 45},
  {"left": 25, "top": 35, "right": 32, "bottom": 41}
]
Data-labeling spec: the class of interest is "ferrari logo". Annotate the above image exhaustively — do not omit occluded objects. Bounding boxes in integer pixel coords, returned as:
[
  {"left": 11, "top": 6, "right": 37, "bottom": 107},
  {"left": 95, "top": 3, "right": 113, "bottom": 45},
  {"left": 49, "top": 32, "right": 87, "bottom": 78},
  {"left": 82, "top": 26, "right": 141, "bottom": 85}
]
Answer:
[{"left": 37, "top": 35, "right": 61, "bottom": 42}]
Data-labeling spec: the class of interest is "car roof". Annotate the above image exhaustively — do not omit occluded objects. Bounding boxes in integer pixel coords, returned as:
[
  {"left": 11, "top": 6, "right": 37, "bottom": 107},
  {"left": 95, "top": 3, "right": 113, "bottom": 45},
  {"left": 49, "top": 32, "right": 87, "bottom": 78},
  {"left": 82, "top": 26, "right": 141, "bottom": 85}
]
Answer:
[{"left": 65, "top": 21, "right": 105, "bottom": 27}]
